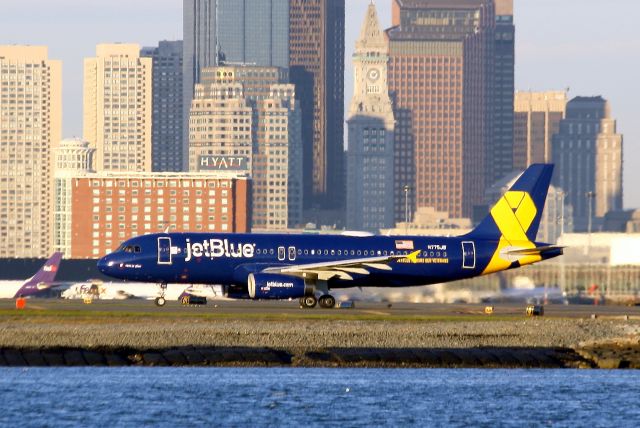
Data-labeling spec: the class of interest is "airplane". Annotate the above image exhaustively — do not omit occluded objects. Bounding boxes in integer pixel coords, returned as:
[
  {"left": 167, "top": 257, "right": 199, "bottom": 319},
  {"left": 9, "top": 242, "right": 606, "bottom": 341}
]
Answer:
[
  {"left": 0, "top": 252, "right": 64, "bottom": 299},
  {"left": 97, "top": 164, "right": 564, "bottom": 308},
  {"left": 61, "top": 281, "right": 225, "bottom": 302}
]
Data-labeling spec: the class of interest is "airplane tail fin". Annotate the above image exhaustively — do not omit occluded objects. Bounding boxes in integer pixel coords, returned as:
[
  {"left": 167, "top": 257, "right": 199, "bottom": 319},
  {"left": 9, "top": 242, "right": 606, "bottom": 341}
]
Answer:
[
  {"left": 467, "top": 164, "right": 554, "bottom": 244},
  {"left": 15, "top": 252, "right": 63, "bottom": 297}
]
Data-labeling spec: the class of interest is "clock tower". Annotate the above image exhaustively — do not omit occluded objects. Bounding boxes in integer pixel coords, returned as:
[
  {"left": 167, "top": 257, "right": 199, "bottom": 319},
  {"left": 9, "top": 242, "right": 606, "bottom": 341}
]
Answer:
[
  {"left": 349, "top": 2, "right": 393, "bottom": 116},
  {"left": 346, "top": 2, "right": 396, "bottom": 231}
]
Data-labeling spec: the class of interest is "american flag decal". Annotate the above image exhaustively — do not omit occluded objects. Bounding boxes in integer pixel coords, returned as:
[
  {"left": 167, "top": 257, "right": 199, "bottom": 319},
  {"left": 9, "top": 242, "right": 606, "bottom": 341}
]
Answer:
[{"left": 395, "top": 240, "right": 414, "bottom": 250}]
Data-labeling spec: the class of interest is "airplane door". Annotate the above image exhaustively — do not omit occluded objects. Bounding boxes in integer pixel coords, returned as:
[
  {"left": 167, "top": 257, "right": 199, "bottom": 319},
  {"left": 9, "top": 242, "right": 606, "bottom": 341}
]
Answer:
[
  {"left": 288, "top": 246, "right": 296, "bottom": 261},
  {"left": 462, "top": 241, "right": 476, "bottom": 269},
  {"left": 158, "top": 237, "right": 172, "bottom": 265},
  {"left": 278, "top": 246, "right": 286, "bottom": 261}
]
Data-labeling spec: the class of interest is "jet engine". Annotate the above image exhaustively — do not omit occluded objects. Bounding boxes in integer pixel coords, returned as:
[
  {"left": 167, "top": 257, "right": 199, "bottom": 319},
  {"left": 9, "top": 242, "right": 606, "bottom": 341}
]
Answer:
[{"left": 248, "top": 273, "right": 312, "bottom": 299}]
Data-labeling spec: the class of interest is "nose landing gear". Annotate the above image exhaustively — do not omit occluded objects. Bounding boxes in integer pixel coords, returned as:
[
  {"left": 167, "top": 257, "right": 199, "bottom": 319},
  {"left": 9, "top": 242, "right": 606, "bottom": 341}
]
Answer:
[{"left": 155, "top": 282, "right": 168, "bottom": 307}]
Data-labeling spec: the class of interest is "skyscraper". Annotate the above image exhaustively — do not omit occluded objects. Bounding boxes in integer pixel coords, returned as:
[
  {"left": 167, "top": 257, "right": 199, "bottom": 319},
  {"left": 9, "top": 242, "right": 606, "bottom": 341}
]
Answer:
[
  {"left": 141, "top": 41, "right": 184, "bottom": 172},
  {"left": 84, "top": 44, "right": 152, "bottom": 172},
  {"left": 216, "top": 0, "right": 289, "bottom": 67},
  {"left": 183, "top": 0, "right": 217, "bottom": 170},
  {"left": 0, "top": 46, "right": 62, "bottom": 258},
  {"left": 491, "top": 0, "right": 515, "bottom": 186},
  {"left": 189, "top": 66, "right": 302, "bottom": 230},
  {"left": 289, "top": 0, "right": 345, "bottom": 213},
  {"left": 387, "top": 0, "right": 496, "bottom": 220},
  {"left": 552, "top": 96, "right": 623, "bottom": 232},
  {"left": 513, "top": 91, "right": 567, "bottom": 170},
  {"left": 183, "top": 0, "right": 290, "bottom": 171},
  {"left": 346, "top": 3, "right": 395, "bottom": 232}
]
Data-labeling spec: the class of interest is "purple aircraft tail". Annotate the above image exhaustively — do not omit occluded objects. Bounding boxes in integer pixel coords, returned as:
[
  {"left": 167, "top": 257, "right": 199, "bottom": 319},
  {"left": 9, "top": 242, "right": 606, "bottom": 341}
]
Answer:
[{"left": 14, "top": 252, "right": 64, "bottom": 298}]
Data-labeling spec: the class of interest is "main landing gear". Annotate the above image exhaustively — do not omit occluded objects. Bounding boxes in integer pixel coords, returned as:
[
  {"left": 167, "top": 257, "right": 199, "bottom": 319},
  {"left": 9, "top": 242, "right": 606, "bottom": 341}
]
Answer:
[
  {"left": 319, "top": 295, "right": 336, "bottom": 309},
  {"left": 155, "top": 282, "right": 168, "bottom": 307},
  {"left": 299, "top": 295, "right": 336, "bottom": 309},
  {"left": 299, "top": 296, "right": 317, "bottom": 309}
]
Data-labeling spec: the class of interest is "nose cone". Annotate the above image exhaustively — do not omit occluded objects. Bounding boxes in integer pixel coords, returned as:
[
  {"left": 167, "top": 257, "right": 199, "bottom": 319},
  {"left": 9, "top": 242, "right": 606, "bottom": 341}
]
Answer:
[{"left": 97, "top": 255, "right": 112, "bottom": 275}]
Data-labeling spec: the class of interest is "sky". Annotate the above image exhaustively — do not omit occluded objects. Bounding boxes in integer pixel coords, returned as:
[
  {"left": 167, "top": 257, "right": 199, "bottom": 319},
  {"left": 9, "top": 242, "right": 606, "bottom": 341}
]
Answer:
[{"left": 1, "top": 0, "right": 638, "bottom": 207}]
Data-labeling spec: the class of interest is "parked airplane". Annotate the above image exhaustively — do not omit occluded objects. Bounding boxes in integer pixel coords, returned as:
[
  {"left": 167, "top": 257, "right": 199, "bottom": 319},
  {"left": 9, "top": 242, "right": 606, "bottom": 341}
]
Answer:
[
  {"left": 61, "top": 281, "right": 225, "bottom": 301},
  {"left": 0, "top": 253, "right": 64, "bottom": 299},
  {"left": 98, "top": 164, "right": 563, "bottom": 308}
]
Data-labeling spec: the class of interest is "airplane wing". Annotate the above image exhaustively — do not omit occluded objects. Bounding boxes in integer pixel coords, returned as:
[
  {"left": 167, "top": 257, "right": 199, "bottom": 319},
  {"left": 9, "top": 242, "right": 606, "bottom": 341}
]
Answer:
[{"left": 261, "top": 250, "right": 421, "bottom": 281}]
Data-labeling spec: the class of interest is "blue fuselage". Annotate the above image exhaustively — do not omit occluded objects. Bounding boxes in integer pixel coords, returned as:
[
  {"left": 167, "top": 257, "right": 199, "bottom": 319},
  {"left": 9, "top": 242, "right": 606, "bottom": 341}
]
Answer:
[{"left": 97, "top": 232, "right": 560, "bottom": 291}]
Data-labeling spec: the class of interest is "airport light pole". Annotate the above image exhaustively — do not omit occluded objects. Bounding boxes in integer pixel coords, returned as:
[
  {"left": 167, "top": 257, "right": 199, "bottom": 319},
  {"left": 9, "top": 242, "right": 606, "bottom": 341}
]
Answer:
[
  {"left": 557, "top": 190, "right": 566, "bottom": 239},
  {"left": 403, "top": 185, "right": 410, "bottom": 234},
  {"left": 557, "top": 190, "right": 567, "bottom": 294},
  {"left": 586, "top": 191, "right": 596, "bottom": 257},
  {"left": 585, "top": 191, "right": 597, "bottom": 299}
]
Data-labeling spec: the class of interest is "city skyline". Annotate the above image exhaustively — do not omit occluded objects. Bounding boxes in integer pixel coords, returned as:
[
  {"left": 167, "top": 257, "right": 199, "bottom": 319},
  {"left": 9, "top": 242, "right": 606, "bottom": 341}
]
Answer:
[{"left": 1, "top": 0, "right": 638, "bottom": 208}]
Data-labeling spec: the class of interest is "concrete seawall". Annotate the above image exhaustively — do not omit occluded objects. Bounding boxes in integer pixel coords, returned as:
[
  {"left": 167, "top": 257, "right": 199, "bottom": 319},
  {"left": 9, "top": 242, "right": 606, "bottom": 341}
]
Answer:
[
  {"left": 0, "top": 346, "right": 591, "bottom": 368},
  {"left": 1, "top": 344, "right": 639, "bottom": 368}
]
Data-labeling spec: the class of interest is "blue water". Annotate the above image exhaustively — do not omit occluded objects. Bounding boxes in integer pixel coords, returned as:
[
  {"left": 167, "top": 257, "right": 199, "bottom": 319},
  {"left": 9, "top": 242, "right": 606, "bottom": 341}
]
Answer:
[{"left": 1, "top": 368, "right": 639, "bottom": 427}]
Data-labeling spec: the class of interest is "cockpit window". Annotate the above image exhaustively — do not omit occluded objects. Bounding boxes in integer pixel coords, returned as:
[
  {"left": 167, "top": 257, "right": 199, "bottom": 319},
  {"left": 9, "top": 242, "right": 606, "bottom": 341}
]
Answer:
[{"left": 118, "top": 244, "right": 141, "bottom": 253}]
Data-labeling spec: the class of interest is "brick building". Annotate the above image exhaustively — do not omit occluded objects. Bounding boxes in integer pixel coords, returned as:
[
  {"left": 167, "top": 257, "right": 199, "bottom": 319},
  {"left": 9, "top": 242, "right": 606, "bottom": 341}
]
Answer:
[{"left": 54, "top": 139, "right": 251, "bottom": 258}]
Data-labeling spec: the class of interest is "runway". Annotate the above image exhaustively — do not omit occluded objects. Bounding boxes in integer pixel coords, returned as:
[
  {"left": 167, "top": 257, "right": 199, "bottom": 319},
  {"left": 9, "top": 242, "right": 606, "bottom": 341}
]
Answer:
[{"left": 1, "top": 298, "right": 639, "bottom": 320}]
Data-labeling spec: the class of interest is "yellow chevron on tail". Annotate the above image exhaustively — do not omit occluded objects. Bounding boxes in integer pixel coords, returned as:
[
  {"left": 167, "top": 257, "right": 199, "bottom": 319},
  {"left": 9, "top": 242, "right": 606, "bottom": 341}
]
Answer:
[{"left": 482, "top": 191, "right": 542, "bottom": 275}]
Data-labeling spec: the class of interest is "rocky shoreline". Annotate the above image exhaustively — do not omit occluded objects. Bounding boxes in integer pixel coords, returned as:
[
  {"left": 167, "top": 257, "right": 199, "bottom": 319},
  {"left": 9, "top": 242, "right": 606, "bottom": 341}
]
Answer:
[
  {"left": 0, "top": 346, "right": 592, "bottom": 368},
  {"left": 1, "top": 316, "right": 639, "bottom": 368}
]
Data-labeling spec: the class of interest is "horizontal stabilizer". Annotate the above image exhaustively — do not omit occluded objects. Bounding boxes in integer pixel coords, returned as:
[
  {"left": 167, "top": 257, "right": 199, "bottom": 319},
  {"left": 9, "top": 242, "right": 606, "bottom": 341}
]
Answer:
[{"left": 504, "top": 246, "right": 565, "bottom": 256}]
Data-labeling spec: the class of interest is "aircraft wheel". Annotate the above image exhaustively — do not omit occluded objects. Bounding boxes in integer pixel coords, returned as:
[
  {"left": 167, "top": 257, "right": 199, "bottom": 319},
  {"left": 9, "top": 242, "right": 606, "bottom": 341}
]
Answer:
[
  {"left": 155, "top": 297, "right": 166, "bottom": 307},
  {"left": 319, "top": 295, "right": 336, "bottom": 309},
  {"left": 301, "top": 295, "right": 317, "bottom": 309}
]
